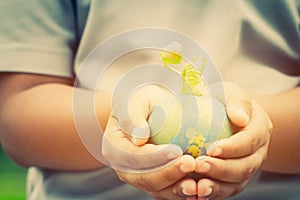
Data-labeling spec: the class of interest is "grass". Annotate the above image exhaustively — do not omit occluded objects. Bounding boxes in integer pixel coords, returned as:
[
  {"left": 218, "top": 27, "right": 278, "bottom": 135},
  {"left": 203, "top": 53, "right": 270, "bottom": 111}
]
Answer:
[{"left": 0, "top": 146, "right": 27, "bottom": 200}]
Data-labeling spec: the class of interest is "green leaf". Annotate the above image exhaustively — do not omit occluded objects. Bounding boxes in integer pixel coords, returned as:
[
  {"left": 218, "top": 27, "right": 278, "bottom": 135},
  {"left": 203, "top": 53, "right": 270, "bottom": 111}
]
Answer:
[
  {"left": 160, "top": 42, "right": 206, "bottom": 96},
  {"left": 160, "top": 50, "right": 182, "bottom": 66},
  {"left": 181, "top": 62, "right": 203, "bottom": 96}
]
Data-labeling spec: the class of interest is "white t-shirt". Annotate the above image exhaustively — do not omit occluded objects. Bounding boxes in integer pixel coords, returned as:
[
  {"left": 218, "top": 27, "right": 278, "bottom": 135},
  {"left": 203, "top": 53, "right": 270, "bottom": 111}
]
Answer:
[{"left": 1, "top": 0, "right": 300, "bottom": 199}]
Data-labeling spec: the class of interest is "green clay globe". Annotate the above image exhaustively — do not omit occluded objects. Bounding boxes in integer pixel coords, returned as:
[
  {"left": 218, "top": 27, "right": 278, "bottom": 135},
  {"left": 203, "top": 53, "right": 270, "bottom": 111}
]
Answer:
[{"left": 148, "top": 95, "right": 233, "bottom": 158}]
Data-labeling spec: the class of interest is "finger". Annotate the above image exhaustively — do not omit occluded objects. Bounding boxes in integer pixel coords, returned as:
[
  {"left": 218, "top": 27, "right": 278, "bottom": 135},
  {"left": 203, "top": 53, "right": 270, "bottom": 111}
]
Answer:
[
  {"left": 196, "top": 144, "right": 267, "bottom": 183},
  {"left": 128, "top": 87, "right": 152, "bottom": 145},
  {"left": 226, "top": 99, "right": 251, "bottom": 127},
  {"left": 209, "top": 82, "right": 251, "bottom": 127},
  {"left": 112, "top": 88, "right": 150, "bottom": 146},
  {"left": 208, "top": 102, "right": 272, "bottom": 158},
  {"left": 197, "top": 177, "right": 248, "bottom": 200},
  {"left": 148, "top": 178, "right": 197, "bottom": 200},
  {"left": 116, "top": 155, "right": 195, "bottom": 192},
  {"left": 112, "top": 84, "right": 174, "bottom": 146},
  {"left": 102, "top": 116, "right": 183, "bottom": 170},
  {"left": 209, "top": 82, "right": 249, "bottom": 104},
  {"left": 129, "top": 85, "right": 179, "bottom": 145}
]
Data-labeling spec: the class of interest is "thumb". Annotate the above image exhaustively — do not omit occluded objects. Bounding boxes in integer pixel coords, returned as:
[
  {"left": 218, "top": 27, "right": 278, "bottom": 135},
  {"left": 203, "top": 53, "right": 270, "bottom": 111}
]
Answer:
[
  {"left": 226, "top": 99, "right": 251, "bottom": 127},
  {"left": 129, "top": 110, "right": 151, "bottom": 146},
  {"left": 131, "top": 117, "right": 150, "bottom": 146},
  {"left": 210, "top": 82, "right": 252, "bottom": 128},
  {"left": 112, "top": 88, "right": 151, "bottom": 146},
  {"left": 112, "top": 94, "right": 150, "bottom": 146},
  {"left": 113, "top": 84, "right": 174, "bottom": 146},
  {"left": 127, "top": 85, "right": 174, "bottom": 146},
  {"left": 128, "top": 88, "right": 153, "bottom": 146}
]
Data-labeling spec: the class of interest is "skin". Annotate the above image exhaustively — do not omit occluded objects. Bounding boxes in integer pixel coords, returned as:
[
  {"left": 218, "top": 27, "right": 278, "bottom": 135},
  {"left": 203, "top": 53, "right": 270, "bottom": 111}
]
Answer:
[
  {"left": 190, "top": 84, "right": 300, "bottom": 199},
  {"left": 0, "top": 73, "right": 193, "bottom": 199},
  {"left": 256, "top": 88, "right": 300, "bottom": 173},
  {"left": 111, "top": 83, "right": 273, "bottom": 199},
  {"left": 0, "top": 73, "right": 105, "bottom": 170},
  {"left": 0, "top": 73, "right": 299, "bottom": 199},
  {"left": 194, "top": 96, "right": 273, "bottom": 199}
]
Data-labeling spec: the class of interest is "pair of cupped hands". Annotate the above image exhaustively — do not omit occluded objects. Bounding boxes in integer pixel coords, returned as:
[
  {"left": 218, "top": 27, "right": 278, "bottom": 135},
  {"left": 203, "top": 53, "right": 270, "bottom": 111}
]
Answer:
[{"left": 102, "top": 82, "right": 273, "bottom": 200}]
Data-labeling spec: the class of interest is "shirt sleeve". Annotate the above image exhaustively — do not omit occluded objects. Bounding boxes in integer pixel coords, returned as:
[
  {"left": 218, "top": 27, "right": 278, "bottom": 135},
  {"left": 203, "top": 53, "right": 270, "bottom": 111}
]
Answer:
[
  {"left": 242, "top": 0, "right": 300, "bottom": 76},
  {"left": 0, "top": 0, "right": 77, "bottom": 77}
]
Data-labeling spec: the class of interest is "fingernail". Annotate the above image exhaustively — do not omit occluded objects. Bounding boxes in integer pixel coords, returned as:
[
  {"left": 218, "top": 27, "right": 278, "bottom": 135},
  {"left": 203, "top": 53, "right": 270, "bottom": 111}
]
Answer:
[
  {"left": 212, "top": 147, "right": 223, "bottom": 157},
  {"left": 237, "top": 108, "right": 250, "bottom": 124},
  {"left": 199, "top": 187, "right": 212, "bottom": 197},
  {"left": 180, "top": 164, "right": 190, "bottom": 173},
  {"left": 207, "top": 141, "right": 223, "bottom": 157},
  {"left": 197, "top": 162, "right": 211, "bottom": 173},
  {"left": 197, "top": 155, "right": 206, "bottom": 161},
  {"left": 207, "top": 142, "right": 217, "bottom": 154},
  {"left": 162, "top": 144, "right": 183, "bottom": 160},
  {"left": 132, "top": 125, "right": 150, "bottom": 145},
  {"left": 207, "top": 146, "right": 222, "bottom": 157},
  {"left": 205, "top": 187, "right": 213, "bottom": 196},
  {"left": 167, "top": 152, "right": 180, "bottom": 159},
  {"left": 181, "top": 180, "right": 197, "bottom": 196},
  {"left": 182, "top": 187, "right": 190, "bottom": 196},
  {"left": 132, "top": 125, "right": 150, "bottom": 138},
  {"left": 227, "top": 103, "right": 250, "bottom": 126}
]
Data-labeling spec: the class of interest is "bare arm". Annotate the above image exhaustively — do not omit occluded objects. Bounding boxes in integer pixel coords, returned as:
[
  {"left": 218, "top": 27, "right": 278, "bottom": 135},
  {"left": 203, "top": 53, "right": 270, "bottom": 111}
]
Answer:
[
  {"left": 255, "top": 87, "right": 300, "bottom": 173},
  {"left": 0, "top": 73, "right": 111, "bottom": 171}
]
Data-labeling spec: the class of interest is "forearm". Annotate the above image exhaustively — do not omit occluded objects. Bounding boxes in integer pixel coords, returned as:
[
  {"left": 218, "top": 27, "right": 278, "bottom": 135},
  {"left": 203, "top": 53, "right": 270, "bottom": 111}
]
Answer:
[
  {"left": 254, "top": 87, "right": 300, "bottom": 173},
  {"left": 0, "top": 82, "right": 111, "bottom": 171}
]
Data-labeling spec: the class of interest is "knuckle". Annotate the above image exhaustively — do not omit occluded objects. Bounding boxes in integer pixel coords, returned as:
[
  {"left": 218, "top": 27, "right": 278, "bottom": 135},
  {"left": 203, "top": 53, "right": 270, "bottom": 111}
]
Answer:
[
  {"left": 102, "top": 150, "right": 119, "bottom": 168},
  {"left": 241, "top": 166, "right": 255, "bottom": 181},
  {"left": 163, "top": 170, "right": 177, "bottom": 184},
  {"left": 268, "top": 119, "right": 273, "bottom": 133},
  {"left": 263, "top": 150, "right": 268, "bottom": 161},
  {"left": 258, "top": 145, "right": 269, "bottom": 164},
  {"left": 136, "top": 174, "right": 156, "bottom": 192},
  {"left": 210, "top": 184, "right": 221, "bottom": 198},
  {"left": 222, "top": 166, "right": 231, "bottom": 179},
  {"left": 232, "top": 181, "right": 248, "bottom": 196},
  {"left": 127, "top": 152, "right": 139, "bottom": 169},
  {"left": 232, "top": 145, "right": 239, "bottom": 155},
  {"left": 102, "top": 149, "right": 109, "bottom": 161},
  {"left": 249, "top": 135, "right": 258, "bottom": 153},
  {"left": 227, "top": 141, "right": 239, "bottom": 156},
  {"left": 101, "top": 142, "right": 111, "bottom": 161}
]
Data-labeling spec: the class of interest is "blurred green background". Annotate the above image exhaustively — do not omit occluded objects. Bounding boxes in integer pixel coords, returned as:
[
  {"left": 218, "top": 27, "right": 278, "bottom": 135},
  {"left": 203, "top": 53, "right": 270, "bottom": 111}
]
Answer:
[{"left": 0, "top": 145, "right": 27, "bottom": 200}]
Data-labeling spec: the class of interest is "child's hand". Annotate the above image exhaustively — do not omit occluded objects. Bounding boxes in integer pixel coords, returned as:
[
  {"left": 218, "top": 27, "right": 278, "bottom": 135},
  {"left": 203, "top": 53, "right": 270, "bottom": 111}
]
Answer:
[
  {"left": 193, "top": 82, "right": 273, "bottom": 199},
  {"left": 102, "top": 84, "right": 184, "bottom": 170},
  {"left": 115, "top": 154, "right": 197, "bottom": 200},
  {"left": 102, "top": 84, "right": 199, "bottom": 199},
  {"left": 102, "top": 113, "right": 183, "bottom": 171}
]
